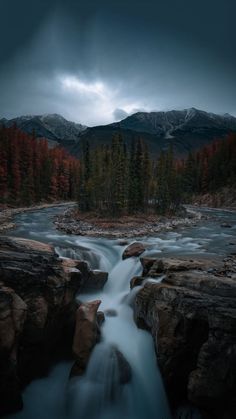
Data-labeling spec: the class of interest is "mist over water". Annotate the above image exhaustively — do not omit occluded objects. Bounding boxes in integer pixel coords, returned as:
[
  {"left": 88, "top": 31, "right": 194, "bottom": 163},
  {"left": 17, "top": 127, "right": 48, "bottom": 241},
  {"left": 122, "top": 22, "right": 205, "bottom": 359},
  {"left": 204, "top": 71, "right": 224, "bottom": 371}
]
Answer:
[{"left": 7, "top": 205, "right": 236, "bottom": 419}]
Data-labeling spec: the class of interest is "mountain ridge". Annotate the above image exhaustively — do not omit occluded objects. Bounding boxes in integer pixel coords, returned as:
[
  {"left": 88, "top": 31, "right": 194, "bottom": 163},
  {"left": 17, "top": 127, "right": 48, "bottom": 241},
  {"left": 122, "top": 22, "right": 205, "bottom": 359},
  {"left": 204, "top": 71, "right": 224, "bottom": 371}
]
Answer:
[{"left": 1, "top": 108, "right": 236, "bottom": 157}]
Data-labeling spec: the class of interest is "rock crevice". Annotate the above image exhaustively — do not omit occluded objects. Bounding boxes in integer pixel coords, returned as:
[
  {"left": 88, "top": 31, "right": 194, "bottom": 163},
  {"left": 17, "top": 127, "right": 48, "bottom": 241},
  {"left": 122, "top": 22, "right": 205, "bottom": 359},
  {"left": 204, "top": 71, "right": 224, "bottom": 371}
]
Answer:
[{"left": 134, "top": 255, "right": 236, "bottom": 419}]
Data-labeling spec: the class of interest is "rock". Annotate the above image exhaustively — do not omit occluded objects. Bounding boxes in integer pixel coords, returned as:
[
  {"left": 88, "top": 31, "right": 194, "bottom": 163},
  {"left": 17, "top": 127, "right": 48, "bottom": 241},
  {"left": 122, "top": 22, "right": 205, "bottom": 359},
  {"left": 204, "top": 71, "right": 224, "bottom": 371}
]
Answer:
[
  {"left": 221, "top": 223, "right": 232, "bottom": 228},
  {"left": 144, "top": 257, "right": 223, "bottom": 278},
  {"left": 76, "top": 261, "right": 108, "bottom": 291},
  {"left": 0, "top": 236, "right": 103, "bottom": 415},
  {"left": 0, "top": 286, "right": 27, "bottom": 414},
  {"left": 93, "top": 344, "right": 132, "bottom": 386},
  {"left": 70, "top": 300, "right": 101, "bottom": 377},
  {"left": 117, "top": 240, "right": 129, "bottom": 246},
  {"left": 122, "top": 242, "right": 146, "bottom": 259},
  {"left": 140, "top": 257, "right": 156, "bottom": 275},
  {"left": 130, "top": 276, "right": 145, "bottom": 289},
  {"left": 134, "top": 256, "right": 236, "bottom": 419},
  {"left": 85, "top": 270, "right": 108, "bottom": 291},
  {"left": 97, "top": 311, "right": 105, "bottom": 326},
  {"left": 104, "top": 309, "right": 118, "bottom": 317},
  {"left": 113, "top": 346, "right": 132, "bottom": 384}
]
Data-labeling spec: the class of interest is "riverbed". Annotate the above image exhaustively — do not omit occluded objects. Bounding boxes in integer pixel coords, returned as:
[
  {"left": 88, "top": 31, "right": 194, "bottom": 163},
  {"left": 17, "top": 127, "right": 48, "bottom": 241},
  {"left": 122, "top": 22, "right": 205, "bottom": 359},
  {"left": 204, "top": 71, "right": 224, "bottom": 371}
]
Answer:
[{"left": 5, "top": 205, "right": 236, "bottom": 419}]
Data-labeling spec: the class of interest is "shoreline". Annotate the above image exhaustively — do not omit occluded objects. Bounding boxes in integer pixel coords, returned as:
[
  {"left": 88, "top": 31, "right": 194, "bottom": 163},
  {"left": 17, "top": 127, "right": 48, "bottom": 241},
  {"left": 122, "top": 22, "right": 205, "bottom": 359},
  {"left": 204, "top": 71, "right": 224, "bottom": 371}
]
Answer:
[
  {"left": 54, "top": 206, "right": 204, "bottom": 238},
  {"left": 2, "top": 201, "right": 235, "bottom": 239},
  {"left": 0, "top": 201, "right": 76, "bottom": 233}
]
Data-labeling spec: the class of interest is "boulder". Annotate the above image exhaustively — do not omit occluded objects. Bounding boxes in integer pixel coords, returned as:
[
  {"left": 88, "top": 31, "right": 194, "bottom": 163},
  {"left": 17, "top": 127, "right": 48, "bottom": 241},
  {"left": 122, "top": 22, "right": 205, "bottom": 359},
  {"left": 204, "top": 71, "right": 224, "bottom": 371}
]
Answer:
[
  {"left": 122, "top": 242, "right": 146, "bottom": 259},
  {"left": 84, "top": 270, "right": 108, "bottom": 291},
  {"left": 140, "top": 257, "right": 156, "bottom": 275},
  {"left": 97, "top": 310, "right": 105, "bottom": 326},
  {"left": 134, "top": 255, "right": 236, "bottom": 419},
  {"left": 130, "top": 276, "right": 145, "bottom": 289},
  {"left": 0, "top": 286, "right": 27, "bottom": 414},
  {"left": 113, "top": 346, "right": 132, "bottom": 384},
  {"left": 0, "top": 236, "right": 105, "bottom": 415},
  {"left": 76, "top": 261, "right": 108, "bottom": 291},
  {"left": 143, "top": 256, "right": 223, "bottom": 278},
  {"left": 221, "top": 223, "right": 232, "bottom": 228},
  {"left": 70, "top": 300, "right": 101, "bottom": 377}
]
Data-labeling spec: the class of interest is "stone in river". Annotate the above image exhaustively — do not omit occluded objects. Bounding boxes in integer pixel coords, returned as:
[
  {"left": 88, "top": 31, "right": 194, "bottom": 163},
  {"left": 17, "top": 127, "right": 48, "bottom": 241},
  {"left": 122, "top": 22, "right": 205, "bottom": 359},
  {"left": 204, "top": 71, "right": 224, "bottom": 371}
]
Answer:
[
  {"left": 70, "top": 300, "right": 101, "bottom": 377},
  {"left": 122, "top": 242, "right": 146, "bottom": 259}
]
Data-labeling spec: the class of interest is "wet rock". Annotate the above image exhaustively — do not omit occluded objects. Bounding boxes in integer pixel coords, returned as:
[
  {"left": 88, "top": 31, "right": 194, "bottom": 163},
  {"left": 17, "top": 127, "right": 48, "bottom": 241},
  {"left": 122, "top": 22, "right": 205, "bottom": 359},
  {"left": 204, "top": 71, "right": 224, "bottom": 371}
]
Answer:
[
  {"left": 140, "top": 257, "right": 156, "bottom": 275},
  {"left": 130, "top": 276, "right": 145, "bottom": 289},
  {"left": 221, "top": 223, "right": 232, "bottom": 228},
  {"left": 0, "top": 286, "right": 27, "bottom": 414},
  {"left": 85, "top": 270, "right": 108, "bottom": 291},
  {"left": 97, "top": 311, "right": 105, "bottom": 326},
  {"left": 122, "top": 242, "right": 146, "bottom": 259},
  {"left": 174, "top": 405, "right": 204, "bottom": 419},
  {"left": 134, "top": 256, "right": 236, "bottom": 419},
  {"left": 144, "top": 257, "right": 223, "bottom": 278},
  {"left": 70, "top": 300, "right": 101, "bottom": 377},
  {"left": 113, "top": 346, "right": 132, "bottom": 384},
  {"left": 104, "top": 308, "right": 118, "bottom": 317},
  {"left": 117, "top": 240, "right": 129, "bottom": 246},
  {"left": 76, "top": 261, "right": 108, "bottom": 291},
  {"left": 0, "top": 236, "right": 98, "bottom": 415}
]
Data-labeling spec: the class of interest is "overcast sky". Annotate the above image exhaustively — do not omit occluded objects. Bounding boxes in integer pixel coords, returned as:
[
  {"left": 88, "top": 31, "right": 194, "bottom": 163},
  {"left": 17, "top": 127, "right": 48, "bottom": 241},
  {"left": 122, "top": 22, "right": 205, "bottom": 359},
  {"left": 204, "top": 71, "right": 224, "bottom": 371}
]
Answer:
[{"left": 0, "top": 0, "right": 235, "bottom": 126}]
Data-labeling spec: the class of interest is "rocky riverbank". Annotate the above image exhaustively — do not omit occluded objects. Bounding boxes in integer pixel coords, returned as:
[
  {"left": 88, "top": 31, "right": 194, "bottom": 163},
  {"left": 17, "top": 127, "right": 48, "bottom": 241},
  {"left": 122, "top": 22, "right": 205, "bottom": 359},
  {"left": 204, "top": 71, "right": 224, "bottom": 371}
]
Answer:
[
  {"left": 0, "top": 236, "right": 107, "bottom": 415},
  {"left": 0, "top": 202, "right": 76, "bottom": 233},
  {"left": 133, "top": 254, "right": 236, "bottom": 419},
  {"left": 54, "top": 206, "right": 203, "bottom": 238},
  {"left": 192, "top": 187, "right": 236, "bottom": 210}
]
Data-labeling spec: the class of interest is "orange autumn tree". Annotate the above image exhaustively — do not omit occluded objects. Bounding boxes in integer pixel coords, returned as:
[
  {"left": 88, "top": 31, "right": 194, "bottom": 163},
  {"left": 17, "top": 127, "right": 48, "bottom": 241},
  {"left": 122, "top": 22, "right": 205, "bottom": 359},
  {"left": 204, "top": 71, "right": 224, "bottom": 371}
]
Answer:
[{"left": 0, "top": 125, "right": 80, "bottom": 206}]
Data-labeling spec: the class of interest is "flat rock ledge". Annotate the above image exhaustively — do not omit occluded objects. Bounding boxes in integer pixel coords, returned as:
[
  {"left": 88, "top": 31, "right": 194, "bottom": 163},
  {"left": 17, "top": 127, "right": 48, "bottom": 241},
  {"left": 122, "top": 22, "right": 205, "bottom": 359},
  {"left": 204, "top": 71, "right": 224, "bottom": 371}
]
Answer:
[
  {"left": 134, "top": 255, "right": 236, "bottom": 419},
  {"left": 0, "top": 236, "right": 107, "bottom": 415}
]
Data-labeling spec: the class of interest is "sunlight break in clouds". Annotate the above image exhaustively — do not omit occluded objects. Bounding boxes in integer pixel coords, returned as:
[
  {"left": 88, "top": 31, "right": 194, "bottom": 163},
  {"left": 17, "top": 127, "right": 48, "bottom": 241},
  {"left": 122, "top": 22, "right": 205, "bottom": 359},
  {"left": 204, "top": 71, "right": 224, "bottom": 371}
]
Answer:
[{"left": 59, "top": 74, "right": 143, "bottom": 125}]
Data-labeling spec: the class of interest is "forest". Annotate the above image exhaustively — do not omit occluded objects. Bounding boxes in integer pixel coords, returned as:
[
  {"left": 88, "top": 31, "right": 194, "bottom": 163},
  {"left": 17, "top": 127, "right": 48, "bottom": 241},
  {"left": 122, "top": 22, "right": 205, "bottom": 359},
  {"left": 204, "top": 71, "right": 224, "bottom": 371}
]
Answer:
[
  {"left": 78, "top": 133, "right": 236, "bottom": 215},
  {"left": 178, "top": 133, "right": 236, "bottom": 198},
  {"left": 0, "top": 125, "right": 235, "bottom": 213},
  {"left": 0, "top": 125, "right": 80, "bottom": 205}
]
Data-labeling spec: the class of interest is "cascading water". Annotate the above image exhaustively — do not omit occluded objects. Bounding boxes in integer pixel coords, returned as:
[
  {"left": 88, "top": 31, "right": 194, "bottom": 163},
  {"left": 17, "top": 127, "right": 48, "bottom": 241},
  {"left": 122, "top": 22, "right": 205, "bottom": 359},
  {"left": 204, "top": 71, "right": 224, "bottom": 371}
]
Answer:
[
  {"left": 67, "top": 248, "right": 171, "bottom": 419},
  {"left": 7, "top": 205, "right": 236, "bottom": 419}
]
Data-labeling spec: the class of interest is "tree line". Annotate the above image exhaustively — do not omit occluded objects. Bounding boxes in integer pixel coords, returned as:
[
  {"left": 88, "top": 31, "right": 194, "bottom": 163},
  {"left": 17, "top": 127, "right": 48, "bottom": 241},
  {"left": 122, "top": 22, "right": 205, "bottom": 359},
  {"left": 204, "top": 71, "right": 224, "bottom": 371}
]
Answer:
[
  {"left": 0, "top": 125, "right": 80, "bottom": 206},
  {"left": 78, "top": 135, "right": 181, "bottom": 216},
  {"left": 1, "top": 124, "right": 235, "bottom": 213},
  {"left": 178, "top": 133, "right": 236, "bottom": 199},
  {"left": 78, "top": 133, "right": 236, "bottom": 216}
]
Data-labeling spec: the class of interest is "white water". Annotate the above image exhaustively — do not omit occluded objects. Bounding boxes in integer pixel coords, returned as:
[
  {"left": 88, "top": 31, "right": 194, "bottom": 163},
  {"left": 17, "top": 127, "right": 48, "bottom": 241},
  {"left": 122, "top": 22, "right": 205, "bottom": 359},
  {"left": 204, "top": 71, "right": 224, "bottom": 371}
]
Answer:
[
  {"left": 7, "top": 205, "right": 236, "bottom": 419},
  {"left": 59, "top": 240, "right": 171, "bottom": 419}
]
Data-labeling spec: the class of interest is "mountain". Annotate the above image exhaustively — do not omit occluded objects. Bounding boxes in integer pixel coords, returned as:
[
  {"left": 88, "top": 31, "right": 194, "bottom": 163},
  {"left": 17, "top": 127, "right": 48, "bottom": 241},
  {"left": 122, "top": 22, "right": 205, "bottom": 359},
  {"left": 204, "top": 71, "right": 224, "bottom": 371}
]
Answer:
[
  {"left": 111, "top": 108, "right": 236, "bottom": 136},
  {"left": 66, "top": 108, "right": 236, "bottom": 157},
  {"left": 1, "top": 108, "right": 236, "bottom": 157},
  {"left": 0, "top": 114, "right": 87, "bottom": 147}
]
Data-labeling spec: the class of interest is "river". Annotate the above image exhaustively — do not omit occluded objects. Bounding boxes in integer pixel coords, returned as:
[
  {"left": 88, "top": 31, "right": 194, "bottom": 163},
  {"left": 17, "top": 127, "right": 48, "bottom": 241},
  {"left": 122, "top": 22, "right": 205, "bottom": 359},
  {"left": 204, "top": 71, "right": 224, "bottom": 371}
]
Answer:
[{"left": 6, "top": 205, "right": 236, "bottom": 419}]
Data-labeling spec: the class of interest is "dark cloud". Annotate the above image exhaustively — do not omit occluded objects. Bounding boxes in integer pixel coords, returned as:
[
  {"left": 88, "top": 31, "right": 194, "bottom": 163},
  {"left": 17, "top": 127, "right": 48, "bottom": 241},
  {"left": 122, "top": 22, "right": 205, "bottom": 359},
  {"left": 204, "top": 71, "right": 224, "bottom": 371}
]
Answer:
[{"left": 0, "top": 0, "right": 235, "bottom": 125}]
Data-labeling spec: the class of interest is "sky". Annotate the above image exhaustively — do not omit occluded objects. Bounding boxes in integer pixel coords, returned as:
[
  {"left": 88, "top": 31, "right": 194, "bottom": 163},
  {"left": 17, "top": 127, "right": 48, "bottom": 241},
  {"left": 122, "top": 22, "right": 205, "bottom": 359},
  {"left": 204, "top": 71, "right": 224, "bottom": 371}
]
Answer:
[{"left": 0, "top": 0, "right": 235, "bottom": 126}]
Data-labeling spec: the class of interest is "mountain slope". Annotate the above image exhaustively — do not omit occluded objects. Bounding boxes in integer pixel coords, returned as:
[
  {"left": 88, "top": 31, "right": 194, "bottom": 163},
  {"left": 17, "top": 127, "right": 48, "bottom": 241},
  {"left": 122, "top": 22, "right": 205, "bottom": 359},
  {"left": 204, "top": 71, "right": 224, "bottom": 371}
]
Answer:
[
  {"left": 0, "top": 114, "right": 86, "bottom": 145},
  {"left": 110, "top": 108, "right": 236, "bottom": 137},
  {"left": 68, "top": 108, "right": 236, "bottom": 157},
  {"left": 1, "top": 108, "right": 236, "bottom": 157}
]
